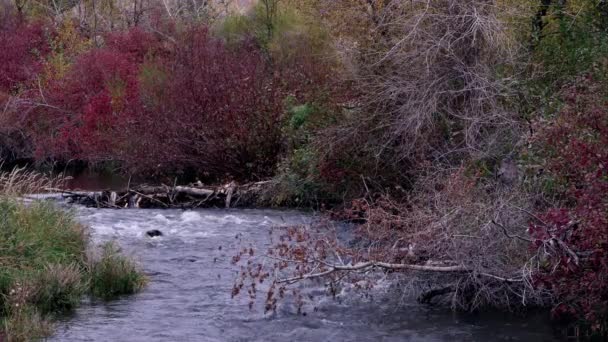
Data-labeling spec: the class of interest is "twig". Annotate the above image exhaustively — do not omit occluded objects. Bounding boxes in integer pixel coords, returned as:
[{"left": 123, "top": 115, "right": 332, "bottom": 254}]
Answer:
[
  {"left": 551, "top": 236, "right": 579, "bottom": 266},
  {"left": 512, "top": 206, "right": 549, "bottom": 227},
  {"left": 491, "top": 220, "right": 533, "bottom": 243}
]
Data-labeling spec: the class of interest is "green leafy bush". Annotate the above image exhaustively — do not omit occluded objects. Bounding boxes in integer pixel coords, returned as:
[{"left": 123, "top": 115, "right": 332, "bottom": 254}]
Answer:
[{"left": 529, "top": 1, "right": 608, "bottom": 109}]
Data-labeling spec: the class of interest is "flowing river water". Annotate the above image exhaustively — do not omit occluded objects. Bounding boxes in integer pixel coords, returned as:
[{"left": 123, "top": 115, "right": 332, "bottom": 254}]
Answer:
[{"left": 41, "top": 203, "right": 562, "bottom": 341}]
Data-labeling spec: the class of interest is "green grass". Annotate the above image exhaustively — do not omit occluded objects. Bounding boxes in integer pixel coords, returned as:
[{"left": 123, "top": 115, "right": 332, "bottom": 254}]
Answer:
[
  {"left": 0, "top": 198, "right": 146, "bottom": 341},
  {"left": 89, "top": 242, "right": 147, "bottom": 300}
]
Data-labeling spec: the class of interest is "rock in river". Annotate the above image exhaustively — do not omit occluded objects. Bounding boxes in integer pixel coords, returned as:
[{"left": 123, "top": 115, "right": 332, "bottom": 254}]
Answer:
[{"left": 146, "top": 229, "right": 163, "bottom": 238}]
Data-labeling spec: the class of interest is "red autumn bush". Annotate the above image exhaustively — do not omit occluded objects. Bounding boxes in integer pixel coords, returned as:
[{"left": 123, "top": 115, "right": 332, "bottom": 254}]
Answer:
[
  {"left": 27, "top": 25, "right": 287, "bottom": 181},
  {"left": 531, "top": 76, "right": 608, "bottom": 332},
  {"left": 32, "top": 47, "right": 142, "bottom": 162},
  {"left": 104, "top": 27, "right": 165, "bottom": 62},
  {"left": 0, "top": 16, "right": 50, "bottom": 93},
  {"left": 123, "top": 27, "right": 285, "bottom": 180},
  {"left": 0, "top": 11, "right": 52, "bottom": 163}
]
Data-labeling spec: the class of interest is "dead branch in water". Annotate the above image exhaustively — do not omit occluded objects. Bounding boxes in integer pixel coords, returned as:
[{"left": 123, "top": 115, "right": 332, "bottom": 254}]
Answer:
[{"left": 275, "top": 260, "right": 524, "bottom": 285}]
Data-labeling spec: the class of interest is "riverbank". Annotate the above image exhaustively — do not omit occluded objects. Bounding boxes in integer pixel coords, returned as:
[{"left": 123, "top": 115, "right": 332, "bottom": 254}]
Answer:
[
  {"left": 0, "top": 168, "right": 586, "bottom": 341},
  {"left": 0, "top": 192, "right": 146, "bottom": 340}
]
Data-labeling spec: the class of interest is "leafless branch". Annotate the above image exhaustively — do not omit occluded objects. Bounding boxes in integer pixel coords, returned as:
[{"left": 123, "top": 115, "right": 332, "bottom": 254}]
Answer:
[{"left": 491, "top": 219, "right": 533, "bottom": 243}]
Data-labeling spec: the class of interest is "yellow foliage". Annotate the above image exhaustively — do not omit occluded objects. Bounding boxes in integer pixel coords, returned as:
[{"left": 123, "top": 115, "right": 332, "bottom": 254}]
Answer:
[
  {"left": 42, "top": 19, "right": 92, "bottom": 83},
  {"left": 218, "top": 0, "right": 335, "bottom": 65},
  {"left": 107, "top": 76, "right": 127, "bottom": 113}
]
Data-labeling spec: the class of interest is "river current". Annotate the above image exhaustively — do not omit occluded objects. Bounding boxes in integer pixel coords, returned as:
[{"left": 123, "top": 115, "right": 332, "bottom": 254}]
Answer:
[{"left": 43, "top": 205, "right": 560, "bottom": 341}]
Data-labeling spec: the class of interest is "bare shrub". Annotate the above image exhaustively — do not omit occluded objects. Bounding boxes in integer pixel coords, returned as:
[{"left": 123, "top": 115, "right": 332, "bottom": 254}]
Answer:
[
  {"left": 233, "top": 168, "right": 553, "bottom": 312},
  {"left": 320, "top": 0, "right": 526, "bottom": 177},
  {"left": 230, "top": 1, "right": 548, "bottom": 313}
]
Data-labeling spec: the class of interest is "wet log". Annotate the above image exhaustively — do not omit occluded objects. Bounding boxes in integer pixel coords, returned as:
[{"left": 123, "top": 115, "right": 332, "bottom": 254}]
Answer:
[{"left": 47, "top": 181, "right": 273, "bottom": 209}]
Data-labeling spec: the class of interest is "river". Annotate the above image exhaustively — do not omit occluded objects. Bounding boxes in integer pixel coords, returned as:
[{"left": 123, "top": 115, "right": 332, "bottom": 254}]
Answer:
[{"left": 44, "top": 204, "right": 561, "bottom": 341}]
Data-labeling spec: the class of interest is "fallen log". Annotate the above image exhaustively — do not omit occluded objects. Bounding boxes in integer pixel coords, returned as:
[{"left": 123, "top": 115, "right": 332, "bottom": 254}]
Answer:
[{"left": 47, "top": 181, "right": 273, "bottom": 209}]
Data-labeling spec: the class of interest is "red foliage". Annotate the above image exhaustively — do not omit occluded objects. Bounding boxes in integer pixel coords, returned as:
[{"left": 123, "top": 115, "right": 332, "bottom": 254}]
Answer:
[
  {"left": 0, "top": 8, "right": 334, "bottom": 181},
  {"left": 0, "top": 17, "right": 50, "bottom": 93},
  {"left": 27, "top": 25, "right": 288, "bottom": 181},
  {"left": 123, "top": 27, "right": 285, "bottom": 180},
  {"left": 530, "top": 76, "right": 608, "bottom": 331},
  {"left": 32, "top": 47, "right": 142, "bottom": 161},
  {"left": 104, "top": 27, "right": 164, "bottom": 62},
  {"left": 0, "top": 12, "right": 52, "bottom": 162}
]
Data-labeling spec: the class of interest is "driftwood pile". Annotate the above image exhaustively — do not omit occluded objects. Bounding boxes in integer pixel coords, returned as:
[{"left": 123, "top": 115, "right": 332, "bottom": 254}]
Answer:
[{"left": 49, "top": 181, "right": 272, "bottom": 209}]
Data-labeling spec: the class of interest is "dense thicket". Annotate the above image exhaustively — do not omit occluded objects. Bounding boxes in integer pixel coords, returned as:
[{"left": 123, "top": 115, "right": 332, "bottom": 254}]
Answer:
[{"left": 0, "top": 0, "right": 334, "bottom": 181}]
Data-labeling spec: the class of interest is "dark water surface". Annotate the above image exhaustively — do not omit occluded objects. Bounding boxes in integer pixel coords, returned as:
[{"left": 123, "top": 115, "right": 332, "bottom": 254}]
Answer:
[
  {"left": 45, "top": 206, "right": 562, "bottom": 342},
  {"left": 59, "top": 169, "right": 130, "bottom": 191}
]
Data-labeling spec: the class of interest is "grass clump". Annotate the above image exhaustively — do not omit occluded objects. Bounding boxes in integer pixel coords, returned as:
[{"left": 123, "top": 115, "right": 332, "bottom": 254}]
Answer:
[
  {"left": 89, "top": 242, "right": 147, "bottom": 300},
  {"left": 0, "top": 166, "right": 62, "bottom": 196},
  {"left": 32, "top": 263, "right": 87, "bottom": 314},
  {"left": 0, "top": 195, "right": 146, "bottom": 341},
  {"left": 2, "top": 305, "right": 53, "bottom": 342}
]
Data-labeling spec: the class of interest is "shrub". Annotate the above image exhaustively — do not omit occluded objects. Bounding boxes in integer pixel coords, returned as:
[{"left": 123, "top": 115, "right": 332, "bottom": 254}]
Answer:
[
  {"left": 27, "top": 24, "right": 296, "bottom": 181},
  {"left": 532, "top": 1, "right": 608, "bottom": 85},
  {"left": 263, "top": 147, "right": 332, "bottom": 207},
  {"left": 527, "top": 0, "right": 608, "bottom": 114},
  {"left": 218, "top": 1, "right": 335, "bottom": 101},
  {"left": 530, "top": 76, "right": 608, "bottom": 334},
  {"left": 263, "top": 100, "right": 346, "bottom": 207},
  {"left": 218, "top": 0, "right": 301, "bottom": 50},
  {"left": 42, "top": 18, "right": 92, "bottom": 83},
  {"left": 32, "top": 47, "right": 142, "bottom": 162},
  {"left": 104, "top": 27, "right": 163, "bottom": 62},
  {"left": 0, "top": 4, "right": 336, "bottom": 182},
  {"left": 28, "top": 27, "right": 162, "bottom": 164},
  {"left": 0, "top": 16, "right": 50, "bottom": 93},
  {"left": 235, "top": 165, "right": 550, "bottom": 313},
  {"left": 0, "top": 13, "right": 52, "bottom": 164},
  {"left": 122, "top": 26, "right": 286, "bottom": 180},
  {"left": 89, "top": 242, "right": 147, "bottom": 300},
  {"left": 264, "top": 0, "right": 526, "bottom": 208}
]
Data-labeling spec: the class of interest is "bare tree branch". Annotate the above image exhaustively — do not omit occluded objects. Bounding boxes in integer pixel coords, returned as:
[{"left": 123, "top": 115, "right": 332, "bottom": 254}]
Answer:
[
  {"left": 276, "top": 260, "right": 523, "bottom": 284},
  {"left": 491, "top": 219, "right": 533, "bottom": 243}
]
